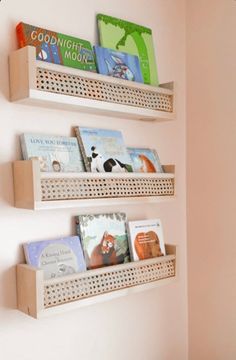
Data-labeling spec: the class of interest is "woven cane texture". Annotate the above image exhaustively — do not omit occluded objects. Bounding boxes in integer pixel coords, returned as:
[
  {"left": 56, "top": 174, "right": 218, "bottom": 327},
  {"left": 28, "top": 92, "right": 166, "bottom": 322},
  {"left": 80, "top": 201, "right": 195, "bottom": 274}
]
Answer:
[
  {"left": 41, "top": 177, "right": 174, "bottom": 201},
  {"left": 44, "top": 258, "right": 175, "bottom": 308},
  {"left": 36, "top": 67, "right": 173, "bottom": 112}
]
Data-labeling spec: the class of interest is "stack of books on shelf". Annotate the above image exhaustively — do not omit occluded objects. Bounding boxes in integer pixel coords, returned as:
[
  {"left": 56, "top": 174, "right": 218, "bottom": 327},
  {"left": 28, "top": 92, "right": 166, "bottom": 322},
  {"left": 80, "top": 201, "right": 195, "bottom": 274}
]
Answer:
[
  {"left": 20, "top": 127, "right": 164, "bottom": 174},
  {"left": 16, "top": 14, "right": 159, "bottom": 86},
  {"left": 23, "top": 212, "right": 166, "bottom": 279}
]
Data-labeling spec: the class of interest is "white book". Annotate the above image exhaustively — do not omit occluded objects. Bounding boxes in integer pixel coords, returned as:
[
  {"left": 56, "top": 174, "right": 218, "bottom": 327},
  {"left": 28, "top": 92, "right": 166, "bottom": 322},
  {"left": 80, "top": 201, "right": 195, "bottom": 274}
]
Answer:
[
  {"left": 128, "top": 219, "right": 165, "bottom": 261},
  {"left": 20, "top": 133, "right": 85, "bottom": 172}
]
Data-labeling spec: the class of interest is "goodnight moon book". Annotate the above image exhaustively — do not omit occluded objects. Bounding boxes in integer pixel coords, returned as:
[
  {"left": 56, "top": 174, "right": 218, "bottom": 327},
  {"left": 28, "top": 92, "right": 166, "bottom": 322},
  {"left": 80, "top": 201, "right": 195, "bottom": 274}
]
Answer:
[
  {"left": 76, "top": 212, "right": 130, "bottom": 269},
  {"left": 23, "top": 236, "right": 86, "bottom": 280},
  {"left": 97, "top": 14, "right": 158, "bottom": 85},
  {"left": 16, "top": 22, "right": 97, "bottom": 72}
]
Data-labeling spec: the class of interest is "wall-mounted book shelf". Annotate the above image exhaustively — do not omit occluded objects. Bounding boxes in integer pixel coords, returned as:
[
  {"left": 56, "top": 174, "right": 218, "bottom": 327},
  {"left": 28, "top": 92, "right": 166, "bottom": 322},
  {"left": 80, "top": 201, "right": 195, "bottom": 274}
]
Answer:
[
  {"left": 9, "top": 46, "right": 175, "bottom": 122},
  {"left": 17, "top": 244, "right": 176, "bottom": 318},
  {"left": 12, "top": 160, "right": 175, "bottom": 210}
]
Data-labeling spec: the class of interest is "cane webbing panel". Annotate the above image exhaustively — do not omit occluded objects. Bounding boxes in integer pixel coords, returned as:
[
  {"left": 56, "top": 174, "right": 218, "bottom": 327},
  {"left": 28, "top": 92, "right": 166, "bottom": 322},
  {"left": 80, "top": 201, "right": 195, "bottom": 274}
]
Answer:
[
  {"left": 41, "top": 177, "right": 174, "bottom": 201},
  {"left": 44, "top": 258, "right": 175, "bottom": 308},
  {"left": 36, "top": 67, "right": 173, "bottom": 112}
]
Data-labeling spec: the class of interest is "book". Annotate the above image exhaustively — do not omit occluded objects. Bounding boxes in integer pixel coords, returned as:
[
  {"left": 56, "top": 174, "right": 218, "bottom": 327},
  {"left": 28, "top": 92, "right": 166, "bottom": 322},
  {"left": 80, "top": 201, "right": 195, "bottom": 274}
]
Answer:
[
  {"left": 23, "top": 236, "right": 86, "bottom": 280},
  {"left": 74, "top": 126, "right": 133, "bottom": 172},
  {"left": 76, "top": 212, "right": 130, "bottom": 269},
  {"left": 16, "top": 22, "right": 97, "bottom": 72},
  {"left": 94, "top": 45, "right": 143, "bottom": 83},
  {"left": 20, "top": 133, "right": 85, "bottom": 172},
  {"left": 128, "top": 219, "right": 165, "bottom": 261},
  {"left": 127, "top": 147, "right": 163, "bottom": 173},
  {"left": 97, "top": 14, "right": 158, "bottom": 85}
]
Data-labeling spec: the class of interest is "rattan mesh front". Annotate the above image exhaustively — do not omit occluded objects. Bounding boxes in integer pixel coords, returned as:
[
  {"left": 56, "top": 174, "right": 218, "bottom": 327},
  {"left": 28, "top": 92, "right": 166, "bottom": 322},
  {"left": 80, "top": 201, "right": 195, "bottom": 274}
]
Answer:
[
  {"left": 41, "top": 177, "right": 174, "bottom": 201},
  {"left": 44, "top": 258, "right": 175, "bottom": 308},
  {"left": 36, "top": 67, "right": 173, "bottom": 112}
]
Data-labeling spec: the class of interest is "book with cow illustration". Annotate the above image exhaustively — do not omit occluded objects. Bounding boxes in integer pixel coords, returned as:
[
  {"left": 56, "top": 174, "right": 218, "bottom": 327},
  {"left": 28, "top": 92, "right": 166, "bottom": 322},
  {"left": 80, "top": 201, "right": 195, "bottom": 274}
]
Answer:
[
  {"left": 128, "top": 219, "right": 165, "bottom": 261},
  {"left": 16, "top": 22, "right": 97, "bottom": 72},
  {"left": 97, "top": 14, "right": 158, "bottom": 85},
  {"left": 74, "top": 126, "right": 133, "bottom": 172},
  {"left": 128, "top": 147, "right": 163, "bottom": 173},
  {"left": 94, "top": 45, "right": 143, "bottom": 83},
  {"left": 23, "top": 236, "right": 86, "bottom": 280},
  {"left": 76, "top": 212, "right": 130, "bottom": 269},
  {"left": 20, "top": 133, "right": 85, "bottom": 172}
]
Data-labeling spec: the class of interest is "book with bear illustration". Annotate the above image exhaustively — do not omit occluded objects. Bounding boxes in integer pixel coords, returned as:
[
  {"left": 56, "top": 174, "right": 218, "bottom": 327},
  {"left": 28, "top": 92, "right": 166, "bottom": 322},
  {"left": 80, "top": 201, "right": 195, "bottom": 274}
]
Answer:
[
  {"left": 128, "top": 219, "right": 165, "bottom": 261},
  {"left": 20, "top": 133, "right": 85, "bottom": 172},
  {"left": 76, "top": 212, "right": 130, "bottom": 269},
  {"left": 16, "top": 22, "right": 97, "bottom": 72},
  {"left": 23, "top": 236, "right": 86, "bottom": 280},
  {"left": 94, "top": 45, "right": 143, "bottom": 83},
  {"left": 128, "top": 147, "right": 163, "bottom": 173},
  {"left": 74, "top": 126, "right": 133, "bottom": 173},
  {"left": 97, "top": 14, "right": 158, "bottom": 85}
]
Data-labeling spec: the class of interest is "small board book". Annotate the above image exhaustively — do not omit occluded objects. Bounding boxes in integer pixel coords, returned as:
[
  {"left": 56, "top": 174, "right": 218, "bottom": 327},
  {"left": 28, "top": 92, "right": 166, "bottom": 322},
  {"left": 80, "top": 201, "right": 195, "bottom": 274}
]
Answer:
[
  {"left": 94, "top": 45, "right": 143, "bottom": 83},
  {"left": 97, "top": 14, "right": 158, "bottom": 85},
  {"left": 128, "top": 219, "right": 165, "bottom": 261},
  {"left": 76, "top": 212, "right": 130, "bottom": 269},
  {"left": 74, "top": 126, "right": 133, "bottom": 173},
  {"left": 16, "top": 22, "right": 97, "bottom": 72},
  {"left": 20, "top": 133, "right": 85, "bottom": 172},
  {"left": 23, "top": 236, "right": 86, "bottom": 280},
  {"left": 127, "top": 147, "right": 163, "bottom": 173}
]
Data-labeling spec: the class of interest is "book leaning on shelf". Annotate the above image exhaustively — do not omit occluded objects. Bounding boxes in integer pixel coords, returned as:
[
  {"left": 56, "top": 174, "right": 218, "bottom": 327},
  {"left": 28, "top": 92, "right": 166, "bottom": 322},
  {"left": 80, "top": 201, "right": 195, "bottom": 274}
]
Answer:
[
  {"left": 76, "top": 212, "right": 130, "bottom": 269},
  {"left": 128, "top": 219, "right": 166, "bottom": 261},
  {"left": 74, "top": 126, "right": 133, "bottom": 173},
  {"left": 23, "top": 236, "right": 86, "bottom": 280},
  {"left": 20, "top": 133, "right": 85, "bottom": 172}
]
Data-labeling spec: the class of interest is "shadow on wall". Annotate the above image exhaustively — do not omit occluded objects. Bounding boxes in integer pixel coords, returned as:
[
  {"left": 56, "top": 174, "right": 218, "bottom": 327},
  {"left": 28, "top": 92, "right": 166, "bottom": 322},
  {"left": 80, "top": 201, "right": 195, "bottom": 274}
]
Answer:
[
  {"left": 0, "top": 266, "right": 17, "bottom": 309},
  {"left": 0, "top": 19, "right": 18, "bottom": 100},
  {"left": 0, "top": 163, "right": 15, "bottom": 207}
]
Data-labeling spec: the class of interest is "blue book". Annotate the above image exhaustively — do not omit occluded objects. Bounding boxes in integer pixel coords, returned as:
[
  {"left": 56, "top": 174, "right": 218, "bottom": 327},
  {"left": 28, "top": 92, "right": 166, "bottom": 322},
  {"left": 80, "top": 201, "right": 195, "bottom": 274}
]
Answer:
[
  {"left": 75, "top": 126, "right": 133, "bottom": 172},
  {"left": 94, "top": 45, "right": 143, "bottom": 83},
  {"left": 23, "top": 236, "right": 86, "bottom": 280},
  {"left": 128, "top": 147, "right": 163, "bottom": 173},
  {"left": 20, "top": 133, "right": 85, "bottom": 172}
]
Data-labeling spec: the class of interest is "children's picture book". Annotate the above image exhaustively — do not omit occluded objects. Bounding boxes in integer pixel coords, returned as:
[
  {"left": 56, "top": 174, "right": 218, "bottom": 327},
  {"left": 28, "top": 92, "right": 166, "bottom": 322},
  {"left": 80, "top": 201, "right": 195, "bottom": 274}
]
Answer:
[
  {"left": 97, "top": 14, "right": 158, "bottom": 85},
  {"left": 94, "top": 45, "right": 143, "bottom": 83},
  {"left": 76, "top": 212, "right": 130, "bottom": 269},
  {"left": 74, "top": 126, "right": 133, "bottom": 173},
  {"left": 23, "top": 236, "right": 86, "bottom": 280},
  {"left": 128, "top": 147, "right": 163, "bottom": 173},
  {"left": 16, "top": 22, "right": 97, "bottom": 72},
  {"left": 20, "top": 133, "right": 85, "bottom": 172},
  {"left": 128, "top": 219, "right": 165, "bottom": 261}
]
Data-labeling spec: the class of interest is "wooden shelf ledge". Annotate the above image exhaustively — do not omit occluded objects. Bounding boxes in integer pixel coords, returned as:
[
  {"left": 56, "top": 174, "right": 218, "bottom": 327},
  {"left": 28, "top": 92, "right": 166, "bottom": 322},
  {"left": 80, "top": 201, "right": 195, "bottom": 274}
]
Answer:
[
  {"left": 12, "top": 160, "right": 175, "bottom": 210},
  {"left": 9, "top": 46, "right": 175, "bottom": 121},
  {"left": 17, "top": 244, "right": 177, "bottom": 318}
]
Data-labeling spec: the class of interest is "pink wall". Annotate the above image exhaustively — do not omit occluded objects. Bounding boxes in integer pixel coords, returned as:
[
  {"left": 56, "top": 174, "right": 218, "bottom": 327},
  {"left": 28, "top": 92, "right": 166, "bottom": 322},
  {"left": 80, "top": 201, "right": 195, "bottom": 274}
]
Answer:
[
  {"left": 187, "top": 1, "right": 236, "bottom": 359},
  {"left": 0, "top": 1, "right": 187, "bottom": 359}
]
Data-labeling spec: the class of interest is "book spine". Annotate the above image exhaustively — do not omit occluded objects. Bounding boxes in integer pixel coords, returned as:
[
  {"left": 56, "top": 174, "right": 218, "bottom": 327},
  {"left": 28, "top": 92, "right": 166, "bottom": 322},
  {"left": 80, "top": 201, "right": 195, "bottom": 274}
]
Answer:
[
  {"left": 74, "top": 127, "right": 90, "bottom": 172},
  {"left": 20, "top": 134, "right": 28, "bottom": 160},
  {"left": 16, "top": 22, "right": 26, "bottom": 48},
  {"left": 127, "top": 223, "right": 136, "bottom": 262}
]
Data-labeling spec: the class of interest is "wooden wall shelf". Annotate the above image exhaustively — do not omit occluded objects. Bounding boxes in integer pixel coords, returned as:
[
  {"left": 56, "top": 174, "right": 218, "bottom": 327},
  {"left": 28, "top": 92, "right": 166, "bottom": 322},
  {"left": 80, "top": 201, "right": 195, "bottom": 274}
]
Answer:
[
  {"left": 17, "top": 244, "right": 176, "bottom": 318},
  {"left": 9, "top": 46, "right": 175, "bottom": 121},
  {"left": 12, "top": 160, "right": 175, "bottom": 210}
]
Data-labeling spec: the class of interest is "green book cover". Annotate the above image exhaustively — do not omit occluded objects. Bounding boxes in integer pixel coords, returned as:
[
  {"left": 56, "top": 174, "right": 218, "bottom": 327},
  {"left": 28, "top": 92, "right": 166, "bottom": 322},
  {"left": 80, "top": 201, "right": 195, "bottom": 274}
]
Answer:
[{"left": 97, "top": 14, "right": 159, "bottom": 85}]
